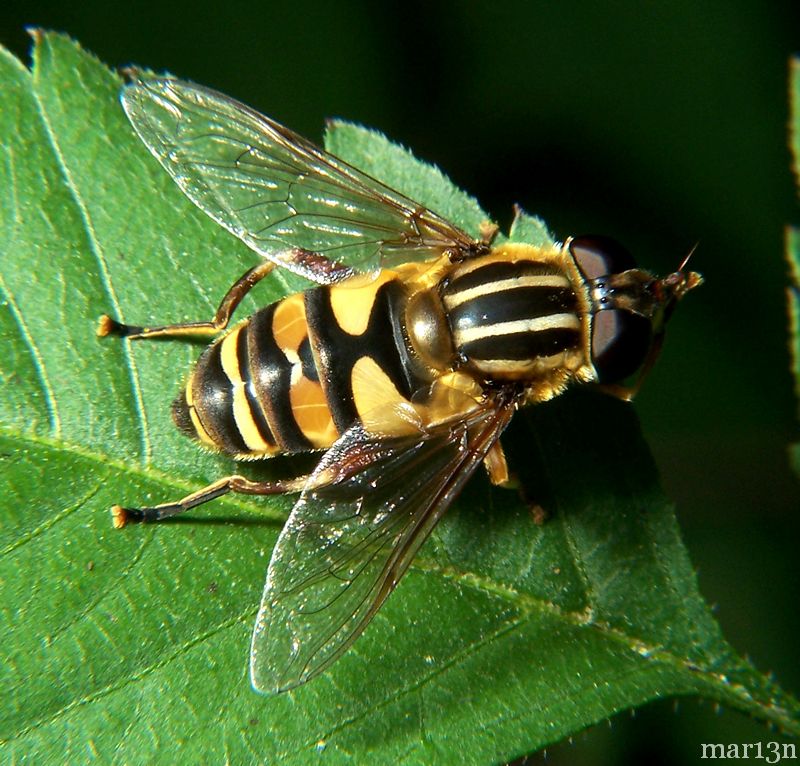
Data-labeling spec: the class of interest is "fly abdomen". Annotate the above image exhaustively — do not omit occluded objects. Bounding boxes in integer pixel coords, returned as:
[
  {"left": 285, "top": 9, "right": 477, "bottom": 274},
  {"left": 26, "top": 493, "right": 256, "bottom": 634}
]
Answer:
[
  {"left": 304, "top": 277, "right": 419, "bottom": 432},
  {"left": 442, "top": 256, "right": 583, "bottom": 378},
  {"left": 179, "top": 292, "right": 338, "bottom": 457},
  {"left": 173, "top": 273, "right": 429, "bottom": 457},
  {"left": 173, "top": 316, "right": 285, "bottom": 457}
]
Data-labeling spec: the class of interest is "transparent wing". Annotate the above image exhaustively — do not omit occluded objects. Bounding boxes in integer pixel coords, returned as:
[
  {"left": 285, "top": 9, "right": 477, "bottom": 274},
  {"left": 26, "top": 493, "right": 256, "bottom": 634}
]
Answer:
[
  {"left": 122, "top": 77, "right": 478, "bottom": 283},
  {"left": 250, "top": 397, "right": 516, "bottom": 693}
]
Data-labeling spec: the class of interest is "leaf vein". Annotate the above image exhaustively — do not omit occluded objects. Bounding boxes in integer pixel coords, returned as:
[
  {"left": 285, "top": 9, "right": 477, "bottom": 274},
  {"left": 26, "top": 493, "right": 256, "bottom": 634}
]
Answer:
[
  {"left": 5, "top": 606, "right": 256, "bottom": 743},
  {"left": 0, "top": 483, "right": 100, "bottom": 556},
  {"left": 0, "top": 426, "right": 287, "bottom": 524},
  {"left": 410, "top": 558, "right": 772, "bottom": 704},
  {"left": 49, "top": 534, "right": 154, "bottom": 646},
  {"left": 29, "top": 81, "right": 152, "bottom": 464},
  {"left": 0, "top": 271, "right": 61, "bottom": 437},
  {"left": 313, "top": 616, "right": 527, "bottom": 746}
]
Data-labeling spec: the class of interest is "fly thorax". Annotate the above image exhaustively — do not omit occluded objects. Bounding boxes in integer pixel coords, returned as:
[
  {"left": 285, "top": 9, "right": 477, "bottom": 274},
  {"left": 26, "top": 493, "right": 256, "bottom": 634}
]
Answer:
[
  {"left": 405, "top": 287, "right": 458, "bottom": 373},
  {"left": 440, "top": 252, "right": 584, "bottom": 381}
]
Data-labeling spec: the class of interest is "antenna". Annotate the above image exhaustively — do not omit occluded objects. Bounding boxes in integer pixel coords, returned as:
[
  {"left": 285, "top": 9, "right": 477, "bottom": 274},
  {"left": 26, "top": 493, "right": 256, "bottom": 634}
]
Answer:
[{"left": 677, "top": 242, "right": 699, "bottom": 273}]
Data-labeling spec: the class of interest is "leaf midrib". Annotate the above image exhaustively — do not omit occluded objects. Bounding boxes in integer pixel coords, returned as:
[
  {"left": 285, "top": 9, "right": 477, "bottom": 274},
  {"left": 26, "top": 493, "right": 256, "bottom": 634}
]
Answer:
[
  {"left": 0, "top": 423, "right": 754, "bottom": 668},
  {"left": 0, "top": 425, "right": 286, "bottom": 523},
  {"left": 6, "top": 424, "right": 797, "bottom": 744},
  {"left": 2, "top": 425, "right": 772, "bottom": 731}
]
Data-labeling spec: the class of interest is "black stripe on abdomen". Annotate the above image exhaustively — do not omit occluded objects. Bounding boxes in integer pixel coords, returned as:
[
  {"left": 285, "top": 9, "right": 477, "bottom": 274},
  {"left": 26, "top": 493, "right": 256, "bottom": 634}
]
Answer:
[
  {"left": 236, "top": 322, "right": 277, "bottom": 449},
  {"left": 247, "top": 305, "right": 313, "bottom": 451},
  {"left": 191, "top": 342, "right": 249, "bottom": 454},
  {"left": 304, "top": 280, "right": 416, "bottom": 432}
]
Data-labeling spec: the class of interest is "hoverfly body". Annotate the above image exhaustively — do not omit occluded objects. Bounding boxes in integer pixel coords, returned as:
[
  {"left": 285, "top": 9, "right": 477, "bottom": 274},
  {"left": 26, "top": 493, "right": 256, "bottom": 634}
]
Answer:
[{"left": 98, "top": 74, "right": 702, "bottom": 695}]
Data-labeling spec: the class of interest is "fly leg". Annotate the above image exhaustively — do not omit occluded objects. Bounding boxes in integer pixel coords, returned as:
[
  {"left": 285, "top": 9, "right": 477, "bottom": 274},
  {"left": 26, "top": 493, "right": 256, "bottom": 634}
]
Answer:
[
  {"left": 112, "top": 473, "right": 310, "bottom": 528},
  {"left": 483, "top": 440, "right": 549, "bottom": 525},
  {"left": 483, "top": 439, "right": 516, "bottom": 488},
  {"left": 97, "top": 261, "right": 275, "bottom": 340}
]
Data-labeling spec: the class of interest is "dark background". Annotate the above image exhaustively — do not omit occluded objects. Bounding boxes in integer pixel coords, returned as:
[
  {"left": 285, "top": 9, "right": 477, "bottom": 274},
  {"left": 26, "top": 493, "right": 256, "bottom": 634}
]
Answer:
[{"left": 3, "top": 1, "right": 798, "bottom": 763}]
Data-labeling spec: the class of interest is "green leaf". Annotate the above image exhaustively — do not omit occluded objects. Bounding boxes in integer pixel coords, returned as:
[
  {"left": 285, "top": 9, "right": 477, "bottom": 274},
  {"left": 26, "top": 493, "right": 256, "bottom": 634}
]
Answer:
[
  {"left": 788, "top": 58, "right": 800, "bottom": 474},
  {"left": 1, "top": 31, "right": 798, "bottom": 765},
  {"left": 507, "top": 206, "right": 554, "bottom": 247},
  {"left": 791, "top": 58, "right": 800, "bottom": 186},
  {"left": 789, "top": 227, "right": 800, "bottom": 474}
]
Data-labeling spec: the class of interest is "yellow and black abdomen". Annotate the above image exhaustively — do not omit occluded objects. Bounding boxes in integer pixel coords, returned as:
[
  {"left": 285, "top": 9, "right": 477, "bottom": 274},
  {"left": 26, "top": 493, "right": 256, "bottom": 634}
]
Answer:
[{"left": 172, "top": 274, "right": 428, "bottom": 458}]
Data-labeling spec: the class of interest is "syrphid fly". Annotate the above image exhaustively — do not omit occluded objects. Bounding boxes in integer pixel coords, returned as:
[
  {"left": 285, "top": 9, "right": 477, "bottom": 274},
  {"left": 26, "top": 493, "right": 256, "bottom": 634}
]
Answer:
[{"left": 98, "top": 73, "right": 701, "bottom": 694}]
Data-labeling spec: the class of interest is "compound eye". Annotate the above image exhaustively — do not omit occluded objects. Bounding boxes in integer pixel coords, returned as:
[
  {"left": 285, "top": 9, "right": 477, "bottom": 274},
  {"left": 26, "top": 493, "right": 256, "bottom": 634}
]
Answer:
[
  {"left": 570, "top": 235, "right": 637, "bottom": 280},
  {"left": 591, "top": 309, "right": 652, "bottom": 383}
]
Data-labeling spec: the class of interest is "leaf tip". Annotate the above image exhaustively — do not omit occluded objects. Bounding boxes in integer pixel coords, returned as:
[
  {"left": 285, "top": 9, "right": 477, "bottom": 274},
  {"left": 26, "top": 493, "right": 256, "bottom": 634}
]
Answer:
[{"left": 25, "top": 26, "right": 44, "bottom": 44}]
